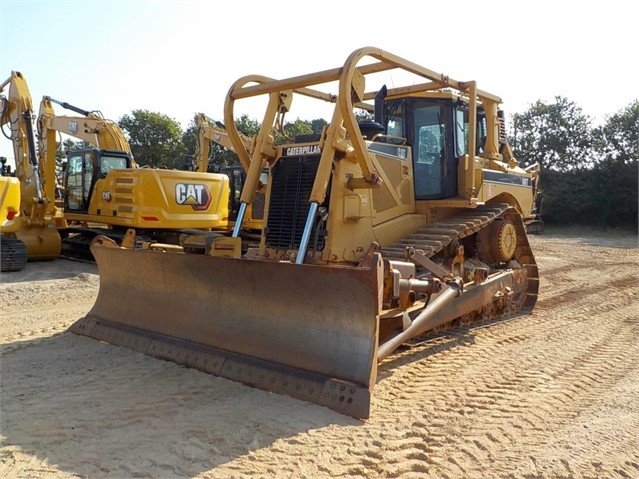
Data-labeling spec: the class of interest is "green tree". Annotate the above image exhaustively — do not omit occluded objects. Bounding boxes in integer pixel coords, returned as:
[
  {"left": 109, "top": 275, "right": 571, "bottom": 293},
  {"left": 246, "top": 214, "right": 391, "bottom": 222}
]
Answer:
[
  {"left": 62, "top": 138, "right": 92, "bottom": 153},
  {"left": 272, "top": 118, "right": 329, "bottom": 145},
  {"left": 590, "top": 101, "right": 639, "bottom": 227},
  {"left": 512, "top": 96, "right": 593, "bottom": 171},
  {"left": 276, "top": 118, "right": 313, "bottom": 144},
  {"left": 593, "top": 100, "right": 638, "bottom": 166},
  {"left": 519, "top": 100, "right": 638, "bottom": 229},
  {"left": 181, "top": 118, "right": 198, "bottom": 170},
  {"left": 118, "top": 110, "right": 185, "bottom": 168},
  {"left": 310, "top": 118, "right": 328, "bottom": 135},
  {"left": 235, "top": 114, "right": 261, "bottom": 138}
]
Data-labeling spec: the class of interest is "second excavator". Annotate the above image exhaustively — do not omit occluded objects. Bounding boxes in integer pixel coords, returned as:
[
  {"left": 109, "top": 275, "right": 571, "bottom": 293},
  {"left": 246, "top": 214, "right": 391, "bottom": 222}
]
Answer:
[
  {"left": 72, "top": 47, "right": 540, "bottom": 419},
  {"left": 1, "top": 71, "right": 237, "bottom": 263},
  {"left": 0, "top": 72, "right": 63, "bottom": 269},
  {"left": 37, "top": 96, "right": 233, "bottom": 259}
]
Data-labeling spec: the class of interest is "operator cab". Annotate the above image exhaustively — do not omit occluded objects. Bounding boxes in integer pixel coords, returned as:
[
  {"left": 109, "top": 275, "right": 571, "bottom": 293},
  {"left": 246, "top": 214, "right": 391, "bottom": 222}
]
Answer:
[
  {"left": 64, "top": 149, "right": 132, "bottom": 212},
  {"left": 376, "top": 92, "right": 486, "bottom": 201}
]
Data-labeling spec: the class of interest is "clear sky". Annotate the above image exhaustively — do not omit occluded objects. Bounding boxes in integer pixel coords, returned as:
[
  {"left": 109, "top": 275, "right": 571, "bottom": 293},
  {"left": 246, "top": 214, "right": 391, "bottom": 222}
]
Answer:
[{"left": 1, "top": 0, "right": 638, "bottom": 167}]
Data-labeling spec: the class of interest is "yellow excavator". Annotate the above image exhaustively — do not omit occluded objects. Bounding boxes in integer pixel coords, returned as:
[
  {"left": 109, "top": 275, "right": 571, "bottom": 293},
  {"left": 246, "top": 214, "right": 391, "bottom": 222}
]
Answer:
[
  {"left": 0, "top": 170, "right": 27, "bottom": 271},
  {"left": 0, "top": 72, "right": 63, "bottom": 269},
  {"left": 35, "top": 86, "right": 238, "bottom": 260},
  {"left": 72, "top": 47, "right": 540, "bottom": 418},
  {"left": 2, "top": 71, "right": 236, "bottom": 262},
  {"left": 192, "top": 112, "right": 265, "bottom": 232}
]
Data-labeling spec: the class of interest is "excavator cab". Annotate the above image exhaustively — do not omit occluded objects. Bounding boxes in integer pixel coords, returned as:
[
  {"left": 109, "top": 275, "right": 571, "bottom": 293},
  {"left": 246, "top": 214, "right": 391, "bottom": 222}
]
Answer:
[{"left": 64, "top": 149, "right": 132, "bottom": 213}]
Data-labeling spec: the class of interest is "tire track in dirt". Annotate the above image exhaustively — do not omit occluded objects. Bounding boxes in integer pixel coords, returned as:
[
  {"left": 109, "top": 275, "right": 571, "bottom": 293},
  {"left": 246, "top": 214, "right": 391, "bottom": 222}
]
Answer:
[
  {"left": 373, "top": 238, "right": 638, "bottom": 478},
  {"left": 1, "top": 236, "right": 637, "bottom": 479},
  {"left": 204, "top": 236, "right": 638, "bottom": 479}
]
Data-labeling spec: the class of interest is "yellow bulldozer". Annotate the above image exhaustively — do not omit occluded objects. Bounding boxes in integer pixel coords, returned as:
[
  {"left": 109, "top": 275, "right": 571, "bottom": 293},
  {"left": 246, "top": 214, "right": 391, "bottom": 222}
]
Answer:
[{"left": 71, "top": 47, "right": 540, "bottom": 418}]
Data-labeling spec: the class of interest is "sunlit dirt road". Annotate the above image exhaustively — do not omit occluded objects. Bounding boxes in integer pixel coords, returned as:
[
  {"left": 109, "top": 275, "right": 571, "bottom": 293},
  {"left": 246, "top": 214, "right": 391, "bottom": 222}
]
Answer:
[{"left": 1, "top": 231, "right": 637, "bottom": 478}]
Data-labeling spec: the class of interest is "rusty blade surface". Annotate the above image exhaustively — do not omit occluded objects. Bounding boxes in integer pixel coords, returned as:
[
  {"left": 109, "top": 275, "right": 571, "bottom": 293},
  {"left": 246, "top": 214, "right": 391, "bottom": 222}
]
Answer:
[{"left": 72, "top": 244, "right": 382, "bottom": 409}]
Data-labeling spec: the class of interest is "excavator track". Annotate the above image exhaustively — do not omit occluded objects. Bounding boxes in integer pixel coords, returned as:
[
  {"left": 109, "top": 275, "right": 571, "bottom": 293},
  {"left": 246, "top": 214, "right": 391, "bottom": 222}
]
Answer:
[
  {"left": 381, "top": 203, "right": 538, "bottom": 324},
  {"left": 0, "top": 237, "right": 28, "bottom": 272}
]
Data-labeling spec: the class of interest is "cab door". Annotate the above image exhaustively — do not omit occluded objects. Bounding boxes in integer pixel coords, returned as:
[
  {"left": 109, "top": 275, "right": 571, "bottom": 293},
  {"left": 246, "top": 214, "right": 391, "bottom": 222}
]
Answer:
[
  {"left": 384, "top": 98, "right": 458, "bottom": 201},
  {"left": 410, "top": 102, "right": 456, "bottom": 200},
  {"left": 64, "top": 151, "right": 93, "bottom": 213},
  {"left": 223, "top": 166, "right": 244, "bottom": 221}
]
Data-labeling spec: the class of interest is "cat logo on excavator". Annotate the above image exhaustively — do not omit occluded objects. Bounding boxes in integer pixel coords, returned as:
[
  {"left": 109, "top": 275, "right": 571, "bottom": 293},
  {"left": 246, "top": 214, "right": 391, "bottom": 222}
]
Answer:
[{"left": 175, "top": 183, "right": 211, "bottom": 210}]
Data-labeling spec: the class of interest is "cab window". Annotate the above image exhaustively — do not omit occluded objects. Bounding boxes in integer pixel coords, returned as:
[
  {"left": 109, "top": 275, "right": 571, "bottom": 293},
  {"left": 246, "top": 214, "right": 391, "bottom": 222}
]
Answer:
[
  {"left": 456, "top": 109, "right": 467, "bottom": 156},
  {"left": 413, "top": 104, "right": 446, "bottom": 197},
  {"left": 100, "top": 155, "right": 128, "bottom": 177},
  {"left": 455, "top": 108, "right": 487, "bottom": 156},
  {"left": 385, "top": 100, "right": 405, "bottom": 138}
]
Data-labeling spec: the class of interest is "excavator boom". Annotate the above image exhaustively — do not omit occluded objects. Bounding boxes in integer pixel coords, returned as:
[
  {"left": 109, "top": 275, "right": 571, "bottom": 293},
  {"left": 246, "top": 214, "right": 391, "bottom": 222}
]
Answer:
[{"left": 192, "top": 113, "right": 264, "bottom": 232}]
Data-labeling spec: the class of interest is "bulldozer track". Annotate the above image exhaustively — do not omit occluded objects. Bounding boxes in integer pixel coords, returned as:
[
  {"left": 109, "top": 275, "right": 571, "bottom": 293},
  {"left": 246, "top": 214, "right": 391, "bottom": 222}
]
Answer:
[
  {"left": 381, "top": 202, "right": 539, "bottom": 318},
  {"left": 381, "top": 203, "right": 514, "bottom": 260}
]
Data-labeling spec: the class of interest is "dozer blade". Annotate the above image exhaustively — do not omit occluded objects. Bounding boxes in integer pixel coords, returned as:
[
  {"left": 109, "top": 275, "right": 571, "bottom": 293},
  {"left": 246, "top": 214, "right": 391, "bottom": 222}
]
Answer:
[{"left": 70, "top": 241, "right": 383, "bottom": 418}]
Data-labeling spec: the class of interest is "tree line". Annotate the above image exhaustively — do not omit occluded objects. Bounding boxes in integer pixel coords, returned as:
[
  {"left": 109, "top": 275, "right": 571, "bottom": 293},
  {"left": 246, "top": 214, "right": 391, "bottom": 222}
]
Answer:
[
  {"left": 511, "top": 98, "right": 637, "bottom": 230},
  {"left": 60, "top": 97, "right": 638, "bottom": 230}
]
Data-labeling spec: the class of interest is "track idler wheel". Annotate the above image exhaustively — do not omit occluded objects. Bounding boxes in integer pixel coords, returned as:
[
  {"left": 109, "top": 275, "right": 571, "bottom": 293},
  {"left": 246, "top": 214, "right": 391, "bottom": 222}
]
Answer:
[{"left": 478, "top": 219, "right": 517, "bottom": 264}]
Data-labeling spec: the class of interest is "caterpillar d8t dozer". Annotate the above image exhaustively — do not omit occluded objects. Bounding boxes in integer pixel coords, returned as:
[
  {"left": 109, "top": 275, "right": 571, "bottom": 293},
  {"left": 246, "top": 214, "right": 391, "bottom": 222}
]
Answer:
[{"left": 71, "top": 47, "right": 539, "bottom": 419}]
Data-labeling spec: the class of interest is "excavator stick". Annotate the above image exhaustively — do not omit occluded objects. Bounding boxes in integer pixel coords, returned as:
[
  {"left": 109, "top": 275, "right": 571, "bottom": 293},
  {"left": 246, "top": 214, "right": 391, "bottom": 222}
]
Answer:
[{"left": 70, "top": 239, "right": 383, "bottom": 418}]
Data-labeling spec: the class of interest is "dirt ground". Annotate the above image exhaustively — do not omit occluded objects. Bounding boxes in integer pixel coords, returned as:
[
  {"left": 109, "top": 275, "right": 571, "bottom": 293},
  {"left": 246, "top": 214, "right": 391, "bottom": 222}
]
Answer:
[{"left": 1, "top": 230, "right": 637, "bottom": 479}]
